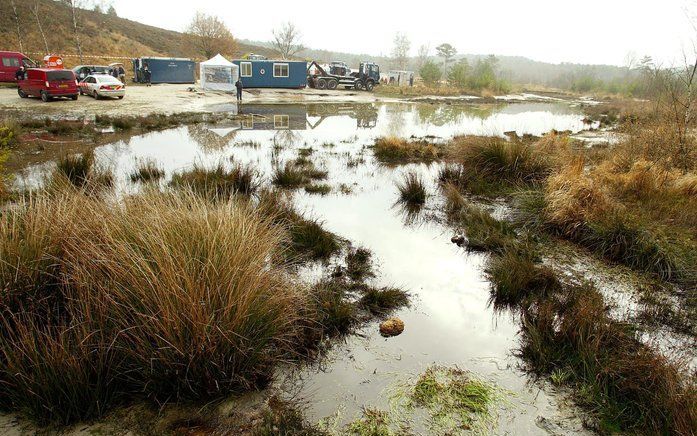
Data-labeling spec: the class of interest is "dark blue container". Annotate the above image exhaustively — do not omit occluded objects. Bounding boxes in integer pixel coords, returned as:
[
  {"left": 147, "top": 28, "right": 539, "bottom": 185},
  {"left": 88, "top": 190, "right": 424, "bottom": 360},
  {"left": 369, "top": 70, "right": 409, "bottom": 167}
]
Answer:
[
  {"left": 132, "top": 57, "right": 195, "bottom": 84},
  {"left": 231, "top": 60, "right": 307, "bottom": 89}
]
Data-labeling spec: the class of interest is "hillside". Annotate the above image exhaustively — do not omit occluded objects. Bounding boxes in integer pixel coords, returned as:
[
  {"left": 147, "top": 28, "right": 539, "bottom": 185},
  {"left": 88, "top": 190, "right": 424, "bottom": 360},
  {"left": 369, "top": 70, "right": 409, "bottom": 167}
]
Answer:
[{"left": 0, "top": 0, "right": 277, "bottom": 66}]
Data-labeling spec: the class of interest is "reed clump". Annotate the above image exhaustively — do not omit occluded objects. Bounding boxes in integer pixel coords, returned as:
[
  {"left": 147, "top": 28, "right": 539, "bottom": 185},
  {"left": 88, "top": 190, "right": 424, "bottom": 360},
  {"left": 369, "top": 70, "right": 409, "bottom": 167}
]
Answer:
[
  {"left": 0, "top": 188, "right": 331, "bottom": 423},
  {"left": 374, "top": 136, "right": 442, "bottom": 163}
]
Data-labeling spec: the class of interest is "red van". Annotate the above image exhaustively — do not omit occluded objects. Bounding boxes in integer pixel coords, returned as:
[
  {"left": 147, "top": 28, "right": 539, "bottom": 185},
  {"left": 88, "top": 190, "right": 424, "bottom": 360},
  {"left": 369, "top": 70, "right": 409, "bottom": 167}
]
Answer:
[
  {"left": 18, "top": 69, "right": 79, "bottom": 102},
  {"left": 0, "top": 51, "right": 36, "bottom": 82}
]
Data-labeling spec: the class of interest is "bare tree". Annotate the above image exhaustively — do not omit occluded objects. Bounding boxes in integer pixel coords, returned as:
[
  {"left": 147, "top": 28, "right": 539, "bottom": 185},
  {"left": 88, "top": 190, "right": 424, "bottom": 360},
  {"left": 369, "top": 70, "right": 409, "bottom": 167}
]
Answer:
[
  {"left": 32, "top": 1, "right": 50, "bottom": 53},
  {"left": 417, "top": 44, "right": 430, "bottom": 70},
  {"left": 65, "top": 0, "right": 84, "bottom": 62},
  {"left": 9, "top": 0, "right": 24, "bottom": 53},
  {"left": 272, "top": 22, "right": 304, "bottom": 59},
  {"left": 391, "top": 33, "right": 411, "bottom": 70},
  {"left": 186, "top": 12, "right": 237, "bottom": 59}
]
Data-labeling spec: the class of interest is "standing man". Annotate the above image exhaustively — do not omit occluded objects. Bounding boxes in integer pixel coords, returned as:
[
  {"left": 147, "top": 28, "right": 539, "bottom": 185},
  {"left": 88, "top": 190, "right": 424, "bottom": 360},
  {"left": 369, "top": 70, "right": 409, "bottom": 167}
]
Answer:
[
  {"left": 118, "top": 65, "right": 126, "bottom": 84},
  {"left": 235, "top": 78, "right": 243, "bottom": 103},
  {"left": 15, "top": 65, "right": 26, "bottom": 84},
  {"left": 143, "top": 65, "right": 152, "bottom": 87}
]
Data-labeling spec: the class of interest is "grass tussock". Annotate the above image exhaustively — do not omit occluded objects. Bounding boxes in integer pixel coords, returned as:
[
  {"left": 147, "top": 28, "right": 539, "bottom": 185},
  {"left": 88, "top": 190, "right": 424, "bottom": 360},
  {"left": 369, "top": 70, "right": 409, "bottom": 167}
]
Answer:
[
  {"left": 486, "top": 250, "right": 560, "bottom": 308},
  {"left": 304, "top": 183, "right": 331, "bottom": 195},
  {"left": 129, "top": 159, "right": 165, "bottom": 183},
  {"left": 0, "top": 119, "right": 21, "bottom": 148},
  {"left": 359, "top": 287, "right": 409, "bottom": 315},
  {"left": 258, "top": 190, "right": 340, "bottom": 260},
  {"left": 373, "top": 136, "right": 442, "bottom": 163},
  {"left": 170, "top": 162, "right": 259, "bottom": 199},
  {"left": 396, "top": 171, "right": 427, "bottom": 205},
  {"left": 272, "top": 162, "right": 307, "bottom": 188},
  {"left": 344, "top": 247, "right": 374, "bottom": 281},
  {"left": 446, "top": 136, "right": 550, "bottom": 190},
  {"left": 0, "top": 188, "right": 323, "bottom": 423},
  {"left": 530, "top": 158, "right": 695, "bottom": 285},
  {"left": 444, "top": 187, "right": 517, "bottom": 254},
  {"left": 520, "top": 285, "right": 697, "bottom": 435},
  {"left": 52, "top": 151, "right": 113, "bottom": 191}
]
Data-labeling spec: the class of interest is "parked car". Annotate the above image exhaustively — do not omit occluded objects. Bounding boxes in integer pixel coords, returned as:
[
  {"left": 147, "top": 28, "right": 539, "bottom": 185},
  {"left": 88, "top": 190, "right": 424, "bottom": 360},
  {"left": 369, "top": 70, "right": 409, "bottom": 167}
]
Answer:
[
  {"left": 17, "top": 69, "right": 79, "bottom": 102},
  {"left": 71, "top": 65, "right": 110, "bottom": 80},
  {"left": 78, "top": 74, "right": 125, "bottom": 99},
  {"left": 0, "top": 51, "right": 37, "bottom": 82}
]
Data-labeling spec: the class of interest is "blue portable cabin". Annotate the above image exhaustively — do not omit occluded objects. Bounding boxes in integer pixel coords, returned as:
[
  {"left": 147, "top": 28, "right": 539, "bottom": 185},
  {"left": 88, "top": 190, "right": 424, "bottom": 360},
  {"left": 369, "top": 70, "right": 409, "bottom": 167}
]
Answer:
[
  {"left": 231, "top": 59, "right": 307, "bottom": 89},
  {"left": 132, "top": 57, "right": 195, "bottom": 84}
]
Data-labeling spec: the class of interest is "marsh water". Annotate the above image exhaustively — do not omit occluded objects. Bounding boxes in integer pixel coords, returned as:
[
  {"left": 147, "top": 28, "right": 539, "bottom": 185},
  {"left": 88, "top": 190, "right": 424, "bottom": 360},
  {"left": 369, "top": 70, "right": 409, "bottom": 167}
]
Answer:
[{"left": 15, "top": 102, "right": 598, "bottom": 435}]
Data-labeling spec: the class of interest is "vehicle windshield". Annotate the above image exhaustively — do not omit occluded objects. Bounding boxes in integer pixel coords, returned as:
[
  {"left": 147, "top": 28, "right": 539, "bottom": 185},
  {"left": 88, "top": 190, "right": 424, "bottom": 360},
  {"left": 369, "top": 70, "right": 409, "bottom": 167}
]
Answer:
[
  {"left": 46, "top": 70, "right": 75, "bottom": 81},
  {"left": 23, "top": 58, "right": 37, "bottom": 68}
]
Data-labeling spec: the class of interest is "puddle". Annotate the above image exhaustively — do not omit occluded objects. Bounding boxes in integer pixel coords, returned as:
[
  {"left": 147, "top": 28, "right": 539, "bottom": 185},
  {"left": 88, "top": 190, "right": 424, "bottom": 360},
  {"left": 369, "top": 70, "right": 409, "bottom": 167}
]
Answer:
[{"left": 11, "top": 102, "right": 599, "bottom": 434}]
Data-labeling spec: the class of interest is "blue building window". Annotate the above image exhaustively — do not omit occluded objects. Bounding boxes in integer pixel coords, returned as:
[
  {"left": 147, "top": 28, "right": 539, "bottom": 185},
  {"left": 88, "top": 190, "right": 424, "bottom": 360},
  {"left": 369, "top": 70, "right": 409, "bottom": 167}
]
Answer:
[
  {"left": 273, "top": 63, "right": 289, "bottom": 78},
  {"left": 241, "top": 62, "right": 252, "bottom": 77}
]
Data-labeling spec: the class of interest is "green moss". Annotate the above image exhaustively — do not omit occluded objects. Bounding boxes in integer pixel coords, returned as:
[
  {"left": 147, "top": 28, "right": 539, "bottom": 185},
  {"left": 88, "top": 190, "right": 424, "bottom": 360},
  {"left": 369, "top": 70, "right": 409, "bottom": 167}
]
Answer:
[
  {"left": 346, "top": 409, "right": 394, "bottom": 436},
  {"left": 404, "top": 366, "right": 498, "bottom": 434}
]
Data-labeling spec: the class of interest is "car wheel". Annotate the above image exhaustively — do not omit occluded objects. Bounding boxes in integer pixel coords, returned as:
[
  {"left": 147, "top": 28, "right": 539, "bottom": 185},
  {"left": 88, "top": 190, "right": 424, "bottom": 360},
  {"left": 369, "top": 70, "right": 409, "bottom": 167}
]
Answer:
[
  {"left": 40, "top": 91, "right": 50, "bottom": 102},
  {"left": 71, "top": 95, "right": 78, "bottom": 101},
  {"left": 118, "top": 96, "right": 124, "bottom": 100},
  {"left": 365, "top": 81, "right": 374, "bottom": 91},
  {"left": 17, "top": 88, "right": 27, "bottom": 98},
  {"left": 93, "top": 91, "right": 100, "bottom": 100}
]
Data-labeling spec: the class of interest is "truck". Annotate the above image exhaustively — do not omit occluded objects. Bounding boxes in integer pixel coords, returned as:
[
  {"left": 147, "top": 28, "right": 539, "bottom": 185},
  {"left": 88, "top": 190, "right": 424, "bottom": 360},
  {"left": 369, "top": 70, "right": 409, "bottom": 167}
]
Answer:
[{"left": 307, "top": 61, "right": 380, "bottom": 91}]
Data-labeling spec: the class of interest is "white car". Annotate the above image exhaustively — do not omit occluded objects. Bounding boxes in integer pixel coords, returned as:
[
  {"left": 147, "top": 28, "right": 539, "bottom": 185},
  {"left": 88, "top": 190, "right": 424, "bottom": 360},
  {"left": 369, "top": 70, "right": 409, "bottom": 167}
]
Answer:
[{"left": 78, "top": 74, "right": 125, "bottom": 100}]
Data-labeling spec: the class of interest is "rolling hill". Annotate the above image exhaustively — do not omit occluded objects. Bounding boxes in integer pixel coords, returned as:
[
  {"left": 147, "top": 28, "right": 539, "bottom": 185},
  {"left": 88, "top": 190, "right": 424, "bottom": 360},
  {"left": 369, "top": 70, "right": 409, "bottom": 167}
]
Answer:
[{"left": 0, "top": 0, "right": 278, "bottom": 66}]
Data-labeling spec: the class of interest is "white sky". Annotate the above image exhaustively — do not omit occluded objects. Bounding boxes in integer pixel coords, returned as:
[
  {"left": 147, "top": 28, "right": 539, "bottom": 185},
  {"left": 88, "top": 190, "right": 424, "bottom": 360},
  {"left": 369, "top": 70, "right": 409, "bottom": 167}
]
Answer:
[{"left": 113, "top": 0, "right": 696, "bottom": 66}]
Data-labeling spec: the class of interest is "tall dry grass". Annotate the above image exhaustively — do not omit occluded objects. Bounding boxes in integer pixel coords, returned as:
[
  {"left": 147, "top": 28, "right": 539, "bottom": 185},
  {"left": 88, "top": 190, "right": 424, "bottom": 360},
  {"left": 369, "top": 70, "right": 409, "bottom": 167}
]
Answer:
[
  {"left": 373, "top": 136, "right": 442, "bottom": 163},
  {"left": 0, "top": 188, "right": 314, "bottom": 422},
  {"left": 521, "top": 285, "right": 696, "bottom": 435}
]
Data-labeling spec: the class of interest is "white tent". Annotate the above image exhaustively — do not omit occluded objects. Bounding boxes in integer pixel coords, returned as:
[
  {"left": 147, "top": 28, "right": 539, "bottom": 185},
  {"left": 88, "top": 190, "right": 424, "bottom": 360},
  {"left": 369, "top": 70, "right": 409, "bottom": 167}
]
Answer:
[{"left": 199, "top": 54, "right": 239, "bottom": 92}]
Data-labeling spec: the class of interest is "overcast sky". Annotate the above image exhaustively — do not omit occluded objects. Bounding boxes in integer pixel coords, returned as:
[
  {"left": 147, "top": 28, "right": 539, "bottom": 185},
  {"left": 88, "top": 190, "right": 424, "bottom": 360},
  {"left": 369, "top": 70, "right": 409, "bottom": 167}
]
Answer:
[{"left": 113, "top": 0, "right": 696, "bottom": 66}]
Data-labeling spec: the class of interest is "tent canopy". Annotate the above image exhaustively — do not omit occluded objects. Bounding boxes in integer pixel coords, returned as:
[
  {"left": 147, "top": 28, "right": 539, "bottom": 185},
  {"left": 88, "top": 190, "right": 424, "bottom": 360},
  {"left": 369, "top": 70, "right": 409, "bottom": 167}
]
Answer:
[{"left": 200, "top": 54, "right": 239, "bottom": 91}]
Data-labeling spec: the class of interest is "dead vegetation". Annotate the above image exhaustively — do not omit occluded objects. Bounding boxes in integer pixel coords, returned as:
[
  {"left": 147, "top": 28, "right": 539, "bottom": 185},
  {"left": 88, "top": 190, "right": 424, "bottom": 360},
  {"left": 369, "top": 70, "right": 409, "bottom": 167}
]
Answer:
[{"left": 373, "top": 136, "right": 443, "bottom": 163}]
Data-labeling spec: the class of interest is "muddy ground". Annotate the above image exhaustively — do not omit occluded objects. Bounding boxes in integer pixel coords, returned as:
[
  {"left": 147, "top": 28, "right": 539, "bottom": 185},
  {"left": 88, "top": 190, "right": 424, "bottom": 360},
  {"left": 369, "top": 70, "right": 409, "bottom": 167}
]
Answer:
[
  {"left": 0, "top": 84, "right": 591, "bottom": 118},
  {"left": 0, "top": 84, "right": 393, "bottom": 117}
]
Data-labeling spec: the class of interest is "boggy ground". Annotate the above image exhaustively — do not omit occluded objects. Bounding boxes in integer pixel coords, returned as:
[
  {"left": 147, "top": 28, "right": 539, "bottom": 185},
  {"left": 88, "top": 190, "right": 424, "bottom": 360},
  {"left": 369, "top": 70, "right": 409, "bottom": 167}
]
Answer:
[
  {"left": 427, "top": 105, "right": 697, "bottom": 433},
  {"left": 0, "top": 151, "right": 411, "bottom": 433},
  {"left": 1, "top": 98, "right": 693, "bottom": 434}
]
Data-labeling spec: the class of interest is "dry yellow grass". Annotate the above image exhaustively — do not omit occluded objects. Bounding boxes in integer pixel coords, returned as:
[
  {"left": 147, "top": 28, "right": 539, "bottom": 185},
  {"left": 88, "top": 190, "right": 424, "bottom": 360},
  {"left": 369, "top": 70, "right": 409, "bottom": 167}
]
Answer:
[
  {"left": 543, "top": 158, "right": 613, "bottom": 231},
  {"left": 373, "top": 136, "right": 442, "bottom": 162},
  {"left": 0, "top": 187, "right": 317, "bottom": 422}
]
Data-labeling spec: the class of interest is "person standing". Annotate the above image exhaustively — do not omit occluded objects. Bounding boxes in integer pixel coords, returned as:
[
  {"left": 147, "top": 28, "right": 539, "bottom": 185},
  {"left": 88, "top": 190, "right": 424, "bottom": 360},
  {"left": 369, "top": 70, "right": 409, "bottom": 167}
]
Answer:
[
  {"left": 235, "top": 78, "right": 243, "bottom": 102},
  {"left": 143, "top": 66, "right": 152, "bottom": 87},
  {"left": 118, "top": 65, "right": 126, "bottom": 84},
  {"left": 15, "top": 65, "right": 26, "bottom": 84}
]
